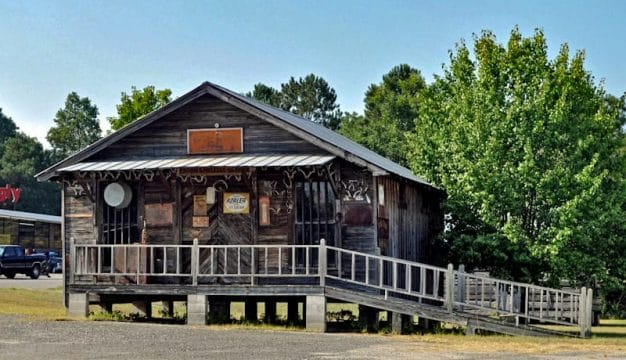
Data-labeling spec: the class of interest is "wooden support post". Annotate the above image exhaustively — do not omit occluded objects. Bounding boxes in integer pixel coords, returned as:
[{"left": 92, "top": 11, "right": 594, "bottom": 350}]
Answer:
[
  {"left": 466, "top": 319, "right": 476, "bottom": 336},
  {"left": 162, "top": 300, "right": 174, "bottom": 317},
  {"left": 69, "top": 237, "right": 75, "bottom": 285},
  {"left": 264, "top": 299, "right": 277, "bottom": 324},
  {"left": 208, "top": 297, "right": 230, "bottom": 323},
  {"left": 358, "top": 305, "right": 379, "bottom": 333},
  {"left": 191, "top": 238, "right": 198, "bottom": 286},
  {"left": 585, "top": 288, "right": 594, "bottom": 338},
  {"left": 98, "top": 301, "right": 113, "bottom": 313},
  {"left": 287, "top": 299, "right": 299, "bottom": 325},
  {"left": 445, "top": 263, "right": 454, "bottom": 313},
  {"left": 319, "top": 238, "right": 326, "bottom": 287},
  {"left": 391, "top": 312, "right": 402, "bottom": 334},
  {"left": 579, "top": 287, "right": 587, "bottom": 338},
  {"left": 457, "top": 264, "right": 466, "bottom": 311},
  {"left": 245, "top": 299, "right": 258, "bottom": 322},
  {"left": 132, "top": 300, "right": 152, "bottom": 318}
]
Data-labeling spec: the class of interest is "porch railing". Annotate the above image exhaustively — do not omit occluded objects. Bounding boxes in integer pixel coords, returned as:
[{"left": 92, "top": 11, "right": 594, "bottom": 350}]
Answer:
[{"left": 70, "top": 238, "right": 593, "bottom": 337}]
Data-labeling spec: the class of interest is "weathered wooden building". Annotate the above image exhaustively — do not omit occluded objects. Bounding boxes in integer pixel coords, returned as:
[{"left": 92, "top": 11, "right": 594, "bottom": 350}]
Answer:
[
  {"left": 0, "top": 209, "right": 61, "bottom": 251},
  {"left": 36, "top": 82, "right": 593, "bottom": 337},
  {"left": 36, "top": 81, "right": 441, "bottom": 326}
]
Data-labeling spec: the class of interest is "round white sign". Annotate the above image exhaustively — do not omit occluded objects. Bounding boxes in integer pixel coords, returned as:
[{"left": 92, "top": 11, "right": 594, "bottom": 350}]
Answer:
[{"left": 104, "top": 182, "right": 133, "bottom": 209}]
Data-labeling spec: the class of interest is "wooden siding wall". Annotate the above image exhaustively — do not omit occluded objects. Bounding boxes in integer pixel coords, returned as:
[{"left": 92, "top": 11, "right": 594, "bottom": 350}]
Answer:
[
  {"left": 339, "top": 163, "right": 377, "bottom": 281},
  {"left": 377, "top": 176, "right": 442, "bottom": 263},
  {"left": 86, "top": 94, "right": 325, "bottom": 162}
]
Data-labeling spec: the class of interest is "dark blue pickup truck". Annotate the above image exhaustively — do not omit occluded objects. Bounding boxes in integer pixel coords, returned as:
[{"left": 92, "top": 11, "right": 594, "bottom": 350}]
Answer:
[{"left": 0, "top": 245, "right": 48, "bottom": 279}]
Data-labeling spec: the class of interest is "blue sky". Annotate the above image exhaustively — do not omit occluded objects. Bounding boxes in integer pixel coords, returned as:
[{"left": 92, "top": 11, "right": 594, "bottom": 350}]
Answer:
[{"left": 1, "top": 0, "right": 625, "bottom": 146}]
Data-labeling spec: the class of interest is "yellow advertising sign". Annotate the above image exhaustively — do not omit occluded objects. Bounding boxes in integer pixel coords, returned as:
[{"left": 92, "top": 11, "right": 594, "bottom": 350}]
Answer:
[{"left": 223, "top": 192, "right": 250, "bottom": 214}]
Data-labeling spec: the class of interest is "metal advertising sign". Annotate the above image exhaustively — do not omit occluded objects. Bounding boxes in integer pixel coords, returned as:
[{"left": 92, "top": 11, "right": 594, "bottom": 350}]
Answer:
[{"left": 223, "top": 192, "right": 250, "bottom": 214}]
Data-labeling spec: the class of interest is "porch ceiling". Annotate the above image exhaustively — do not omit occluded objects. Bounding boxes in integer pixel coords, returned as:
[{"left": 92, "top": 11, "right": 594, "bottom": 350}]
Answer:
[{"left": 57, "top": 154, "right": 335, "bottom": 172}]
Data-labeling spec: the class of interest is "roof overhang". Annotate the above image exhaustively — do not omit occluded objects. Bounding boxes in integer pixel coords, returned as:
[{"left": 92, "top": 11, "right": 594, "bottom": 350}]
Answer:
[{"left": 57, "top": 154, "right": 335, "bottom": 173}]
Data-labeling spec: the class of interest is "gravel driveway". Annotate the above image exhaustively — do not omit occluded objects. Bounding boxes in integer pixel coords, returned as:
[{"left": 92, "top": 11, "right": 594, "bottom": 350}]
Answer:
[{"left": 0, "top": 315, "right": 624, "bottom": 360}]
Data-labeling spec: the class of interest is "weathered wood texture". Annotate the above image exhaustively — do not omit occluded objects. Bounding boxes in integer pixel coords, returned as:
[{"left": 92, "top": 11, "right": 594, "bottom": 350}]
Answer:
[
  {"left": 86, "top": 94, "right": 326, "bottom": 162},
  {"left": 377, "top": 176, "right": 443, "bottom": 264}
]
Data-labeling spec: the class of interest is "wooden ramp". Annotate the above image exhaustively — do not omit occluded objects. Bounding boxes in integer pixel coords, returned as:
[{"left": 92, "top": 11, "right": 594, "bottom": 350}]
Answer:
[{"left": 325, "top": 286, "right": 573, "bottom": 337}]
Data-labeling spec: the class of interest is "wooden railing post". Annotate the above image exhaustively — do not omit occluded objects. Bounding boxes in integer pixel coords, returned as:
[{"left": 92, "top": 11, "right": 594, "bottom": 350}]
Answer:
[
  {"left": 457, "top": 264, "right": 465, "bottom": 311},
  {"left": 69, "top": 237, "right": 75, "bottom": 284},
  {"left": 578, "top": 286, "right": 587, "bottom": 337},
  {"left": 250, "top": 247, "right": 256, "bottom": 285},
  {"left": 585, "top": 288, "right": 594, "bottom": 337},
  {"left": 319, "top": 239, "right": 326, "bottom": 287},
  {"left": 445, "top": 263, "right": 454, "bottom": 313},
  {"left": 191, "top": 238, "right": 198, "bottom": 286}
]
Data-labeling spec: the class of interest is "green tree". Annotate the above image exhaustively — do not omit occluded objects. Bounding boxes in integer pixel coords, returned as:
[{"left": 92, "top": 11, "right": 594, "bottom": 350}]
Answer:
[
  {"left": 0, "top": 133, "right": 60, "bottom": 215},
  {"left": 46, "top": 92, "right": 101, "bottom": 158},
  {"left": 0, "top": 108, "right": 18, "bottom": 159},
  {"left": 108, "top": 85, "right": 172, "bottom": 130},
  {"left": 246, "top": 83, "right": 281, "bottom": 107},
  {"left": 0, "top": 108, "right": 17, "bottom": 144},
  {"left": 247, "top": 75, "right": 343, "bottom": 130},
  {"left": 408, "top": 27, "right": 626, "bottom": 298},
  {"left": 340, "top": 64, "right": 426, "bottom": 165},
  {"left": 279, "top": 74, "right": 343, "bottom": 129}
]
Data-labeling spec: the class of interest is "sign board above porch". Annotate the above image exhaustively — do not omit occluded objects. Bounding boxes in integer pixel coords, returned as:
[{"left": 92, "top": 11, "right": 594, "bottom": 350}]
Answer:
[{"left": 187, "top": 128, "right": 243, "bottom": 154}]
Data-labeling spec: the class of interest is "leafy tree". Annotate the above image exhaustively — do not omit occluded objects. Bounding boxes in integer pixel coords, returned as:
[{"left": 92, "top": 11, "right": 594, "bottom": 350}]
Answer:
[
  {"left": 0, "top": 108, "right": 17, "bottom": 144},
  {"left": 340, "top": 64, "right": 426, "bottom": 165},
  {"left": 279, "top": 74, "right": 342, "bottom": 129},
  {"left": 248, "top": 75, "right": 343, "bottom": 130},
  {"left": 0, "top": 108, "right": 17, "bottom": 159},
  {"left": 246, "top": 83, "right": 281, "bottom": 107},
  {"left": 0, "top": 133, "right": 60, "bottom": 215},
  {"left": 408, "top": 27, "right": 626, "bottom": 299},
  {"left": 46, "top": 92, "right": 101, "bottom": 158},
  {"left": 108, "top": 85, "right": 172, "bottom": 130}
]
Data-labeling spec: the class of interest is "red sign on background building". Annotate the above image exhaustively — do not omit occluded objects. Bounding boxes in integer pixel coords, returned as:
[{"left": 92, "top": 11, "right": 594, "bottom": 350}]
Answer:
[{"left": 0, "top": 185, "right": 21, "bottom": 204}]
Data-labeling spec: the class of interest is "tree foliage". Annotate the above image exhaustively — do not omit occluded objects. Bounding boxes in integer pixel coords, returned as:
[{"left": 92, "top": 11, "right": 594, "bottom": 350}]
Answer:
[
  {"left": 246, "top": 83, "right": 281, "bottom": 107},
  {"left": 0, "top": 133, "right": 60, "bottom": 215},
  {"left": 108, "top": 85, "right": 172, "bottom": 130},
  {"left": 46, "top": 92, "right": 101, "bottom": 158},
  {"left": 408, "top": 27, "right": 626, "bottom": 301},
  {"left": 340, "top": 64, "right": 425, "bottom": 165},
  {"left": 0, "top": 108, "right": 17, "bottom": 159},
  {"left": 247, "top": 74, "right": 343, "bottom": 130}
]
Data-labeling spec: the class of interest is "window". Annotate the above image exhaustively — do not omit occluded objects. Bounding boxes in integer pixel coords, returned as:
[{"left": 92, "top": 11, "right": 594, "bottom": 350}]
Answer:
[
  {"left": 295, "top": 181, "right": 336, "bottom": 247},
  {"left": 101, "top": 183, "right": 139, "bottom": 244}
]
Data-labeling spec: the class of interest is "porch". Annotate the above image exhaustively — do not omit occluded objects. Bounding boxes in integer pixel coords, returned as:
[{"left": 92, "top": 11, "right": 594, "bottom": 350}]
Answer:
[{"left": 67, "top": 239, "right": 594, "bottom": 337}]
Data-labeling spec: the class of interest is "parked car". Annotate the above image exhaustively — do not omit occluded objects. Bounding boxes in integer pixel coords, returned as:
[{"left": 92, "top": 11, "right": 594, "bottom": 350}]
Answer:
[
  {"left": 0, "top": 245, "right": 48, "bottom": 279},
  {"left": 33, "top": 249, "right": 62, "bottom": 274}
]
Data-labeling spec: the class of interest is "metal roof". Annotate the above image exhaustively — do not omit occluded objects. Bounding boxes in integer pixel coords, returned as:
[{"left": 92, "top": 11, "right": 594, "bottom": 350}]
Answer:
[
  {"left": 58, "top": 154, "right": 335, "bottom": 172},
  {"left": 37, "top": 81, "right": 440, "bottom": 191},
  {"left": 212, "top": 83, "right": 436, "bottom": 189},
  {"left": 0, "top": 209, "right": 61, "bottom": 224}
]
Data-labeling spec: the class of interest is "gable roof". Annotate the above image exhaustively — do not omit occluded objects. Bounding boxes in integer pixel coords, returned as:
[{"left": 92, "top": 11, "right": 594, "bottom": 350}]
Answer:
[{"left": 36, "top": 81, "right": 439, "bottom": 190}]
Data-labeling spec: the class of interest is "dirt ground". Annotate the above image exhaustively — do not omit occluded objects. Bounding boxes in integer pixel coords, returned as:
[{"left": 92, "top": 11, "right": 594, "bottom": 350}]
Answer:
[{"left": 0, "top": 315, "right": 624, "bottom": 360}]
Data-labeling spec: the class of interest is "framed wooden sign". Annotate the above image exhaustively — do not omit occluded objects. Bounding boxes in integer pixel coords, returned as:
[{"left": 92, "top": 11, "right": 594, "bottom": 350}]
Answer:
[
  {"left": 192, "top": 216, "right": 209, "bottom": 228},
  {"left": 144, "top": 203, "right": 173, "bottom": 227},
  {"left": 193, "top": 195, "right": 208, "bottom": 216},
  {"left": 187, "top": 128, "right": 243, "bottom": 154},
  {"left": 223, "top": 192, "right": 250, "bottom": 214}
]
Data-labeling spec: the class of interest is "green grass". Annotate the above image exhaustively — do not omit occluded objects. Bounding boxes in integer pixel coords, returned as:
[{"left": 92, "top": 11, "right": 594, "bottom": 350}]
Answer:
[{"left": 0, "top": 287, "right": 66, "bottom": 319}]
